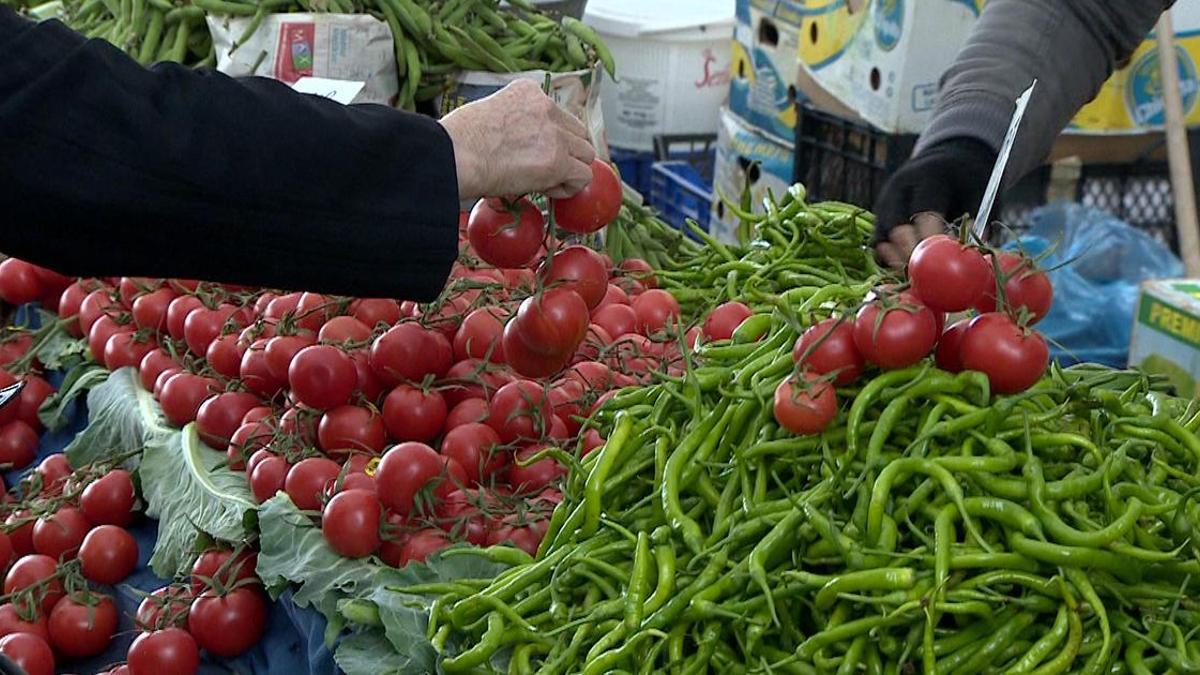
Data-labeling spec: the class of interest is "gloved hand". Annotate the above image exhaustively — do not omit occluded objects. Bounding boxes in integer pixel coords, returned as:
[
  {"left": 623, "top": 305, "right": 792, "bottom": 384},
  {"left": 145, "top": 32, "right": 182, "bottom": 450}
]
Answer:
[{"left": 872, "top": 137, "right": 997, "bottom": 269}]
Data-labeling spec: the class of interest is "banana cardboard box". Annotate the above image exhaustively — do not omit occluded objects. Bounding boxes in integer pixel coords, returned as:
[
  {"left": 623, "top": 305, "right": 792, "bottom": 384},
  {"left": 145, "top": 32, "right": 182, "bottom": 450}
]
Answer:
[
  {"left": 709, "top": 107, "right": 794, "bottom": 245},
  {"left": 729, "top": 0, "right": 803, "bottom": 144},
  {"left": 1129, "top": 280, "right": 1200, "bottom": 399}
]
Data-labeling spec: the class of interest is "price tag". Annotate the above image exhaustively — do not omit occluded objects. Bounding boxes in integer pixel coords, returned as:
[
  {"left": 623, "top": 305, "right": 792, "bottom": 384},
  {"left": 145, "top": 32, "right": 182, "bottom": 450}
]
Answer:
[
  {"left": 364, "top": 456, "right": 381, "bottom": 478},
  {"left": 292, "top": 77, "right": 366, "bottom": 105}
]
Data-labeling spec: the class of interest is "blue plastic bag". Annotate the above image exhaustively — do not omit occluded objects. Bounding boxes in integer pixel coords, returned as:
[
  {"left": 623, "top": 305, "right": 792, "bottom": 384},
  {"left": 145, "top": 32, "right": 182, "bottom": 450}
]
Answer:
[{"left": 1006, "top": 203, "right": 1184, "bottom": 367}]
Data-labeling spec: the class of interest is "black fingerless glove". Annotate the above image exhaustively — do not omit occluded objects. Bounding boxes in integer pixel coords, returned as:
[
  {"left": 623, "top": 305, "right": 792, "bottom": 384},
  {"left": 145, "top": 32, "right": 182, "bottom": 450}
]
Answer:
[{"left": 872, "top": 137, "right": 998, "bottom": 243}]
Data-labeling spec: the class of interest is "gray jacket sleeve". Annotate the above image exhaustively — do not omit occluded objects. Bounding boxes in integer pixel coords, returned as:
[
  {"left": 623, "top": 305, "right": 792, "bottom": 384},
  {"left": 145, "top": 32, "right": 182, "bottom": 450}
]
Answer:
[{"left": 915, "top": 0, "right": 1171, "bottom": 186}]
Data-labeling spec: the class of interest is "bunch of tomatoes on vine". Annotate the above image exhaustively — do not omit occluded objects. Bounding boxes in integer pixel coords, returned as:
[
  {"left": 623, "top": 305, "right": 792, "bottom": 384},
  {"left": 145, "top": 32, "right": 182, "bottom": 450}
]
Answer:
[{"left": 774, "top": 233, "right": 1055, "bottom": 436}]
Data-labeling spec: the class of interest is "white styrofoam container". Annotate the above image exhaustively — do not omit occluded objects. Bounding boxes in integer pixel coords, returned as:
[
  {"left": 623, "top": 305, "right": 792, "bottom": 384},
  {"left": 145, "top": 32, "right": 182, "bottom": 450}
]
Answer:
[{"left": 584, "top": 0, "right": 736, "bottom": 151}]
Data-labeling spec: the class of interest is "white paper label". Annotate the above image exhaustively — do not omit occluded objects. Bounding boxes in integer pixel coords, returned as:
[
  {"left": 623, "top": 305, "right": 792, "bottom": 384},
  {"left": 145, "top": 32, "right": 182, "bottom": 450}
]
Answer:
[{"left": 292, "top": 77, "right": 366, "bottom": 105}]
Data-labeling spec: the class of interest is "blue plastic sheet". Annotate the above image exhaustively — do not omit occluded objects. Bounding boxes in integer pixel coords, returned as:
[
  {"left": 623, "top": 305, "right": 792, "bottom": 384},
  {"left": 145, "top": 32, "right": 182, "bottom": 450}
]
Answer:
[
  {"left": 4, "top": 367, "right": 338, "bottom": 675},
  {"left": 1006, "top": 203, "right": 1184, "bottom": 368}
]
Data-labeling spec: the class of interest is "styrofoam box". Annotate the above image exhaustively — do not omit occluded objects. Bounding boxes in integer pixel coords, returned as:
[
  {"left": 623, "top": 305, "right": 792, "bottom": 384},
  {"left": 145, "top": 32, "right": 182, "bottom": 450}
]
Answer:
[
  {"left": 584, "top": 0, "right": 736, "bottom": 152},
  {"left": 709, "top": 106, "right": 794, "bottom": 244}
]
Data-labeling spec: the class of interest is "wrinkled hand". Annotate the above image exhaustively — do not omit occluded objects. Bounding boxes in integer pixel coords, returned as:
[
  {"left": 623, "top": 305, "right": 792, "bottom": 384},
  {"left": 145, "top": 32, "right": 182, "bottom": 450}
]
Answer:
[
  {"left": 439, "top": 79, "right": 596, "bottom": 201},
  {"left": 872, "top": 137, "right": 997, "bottom": 269}
]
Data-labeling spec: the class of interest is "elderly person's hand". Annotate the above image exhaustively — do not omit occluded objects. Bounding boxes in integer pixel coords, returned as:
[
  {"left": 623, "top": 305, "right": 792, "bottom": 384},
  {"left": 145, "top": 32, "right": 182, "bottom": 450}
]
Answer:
[{"left": 439, "top": 79, "right": 597, "bottom": 201}]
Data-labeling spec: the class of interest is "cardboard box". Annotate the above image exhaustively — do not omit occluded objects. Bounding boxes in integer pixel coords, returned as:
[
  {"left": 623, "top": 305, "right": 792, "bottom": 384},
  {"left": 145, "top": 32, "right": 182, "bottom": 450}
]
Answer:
[
  {"left": 709, "top": 107, "right": 795, "bottom": 244},
  {"left": 1129, "top": 279, "right": 1200, "bottom": 398},
  {"left": 795, "top": 0, "right": 1200, "bottom": 136},
  {"left": 795, "top": 0, "right": 979, "bottom": 135}
]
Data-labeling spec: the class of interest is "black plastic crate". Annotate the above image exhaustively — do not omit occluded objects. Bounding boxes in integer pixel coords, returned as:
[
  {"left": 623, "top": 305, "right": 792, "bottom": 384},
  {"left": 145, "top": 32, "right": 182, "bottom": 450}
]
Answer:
[{"left": 794, "top": 103, "right": 916, "bottom": 208}]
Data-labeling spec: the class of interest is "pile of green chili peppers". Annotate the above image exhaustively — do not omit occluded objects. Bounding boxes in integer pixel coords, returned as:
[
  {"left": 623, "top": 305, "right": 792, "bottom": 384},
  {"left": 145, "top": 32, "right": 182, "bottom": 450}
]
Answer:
[
  {"left": 606, "top": 186, "right": 880, "bottom": 323},
  {"left": 386, "top": 293, "right": 1200, "bottom": 673}
]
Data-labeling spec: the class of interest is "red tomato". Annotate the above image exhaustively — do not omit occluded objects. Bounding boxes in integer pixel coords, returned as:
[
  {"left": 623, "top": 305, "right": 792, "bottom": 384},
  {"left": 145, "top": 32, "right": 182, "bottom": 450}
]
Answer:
[
  {"left": 632, "top": 290, "right": 680, "bottom": 335},
  {"left": 32, "top": 507, "right": 89, "bottom": 560},
  {"left": 370, "top": 323, "right": 437, "bottom": 385},
  {"left": 506, "top": 446, "right": 565, "bottom": 493},
  {"left": 454, "top": 307, "right": 507, "bottom": 363},
  {"left": 349, "top": 350, "right": 385, "bottom": 405},
  {"left": 56, "top": 281, "right": 93, "bottom": 337},
  {"left": 263, "top": 334, "right": 316, "bottom": 382},
  {"left": 0, "top": 533, "right": 12, "bottom": 574},
  {"left": 935, "top": 319, "right": 971, "bottom": 373},
  {"left": 188, "top": 588, "right": 267, "bottom": 657},
  {"left": 552, "top": 160, "right": 622, "bottom": 234},
  {"left": 138, "top": 349, "right": 176, "bottom": 392},
  {"left": 135, "top": 586, "right": 192, "bottom": 631},
  {"left": 196, "top": 392, "right": 262, "bottom": 449},
  {"left": 264, "top": 292, "right": 303, "bottom": 323},
  {"left": 249, "top": 454, "right": 289, "bottom": 504},
  {"left": 279, "top": 405, "right": 319, "bottom": 448},
  {"left": 976, "top": 252, "right": 1054, "bottom": 324},
  {"left": 564, "top": 360, "right": 613, "bottom": 390},
  {"left": 959, "top": 313, "right": 1049, "bottom": 394},
  {"left": 488, "top": 380, "right": 551, "bottom": 443},
  {"left": 852, "top": 294, "right": 939, "bottom": 369},
  {"left": 47, "top": 594, "right": 117, "bottom": 658},
  {"left": 0, "top": 259, "right": 42, "bottom": 305},
  {"left": 593, "top": 284, "right": 630, "bottom": 313},
  {"left": 0, "top": 604, "right": 48, "bottom": 641},
  {"left": 295, "top": 292, "right": 332, "bottom": 333},
  {"left": 153, "top": 367, "right": 183, "bottom": 400},
  {"left": 157, "top": 373, "right": 216, "bottom": 427},
  {"left": 398, "top": 529, "right": 451, "bottom": 566},
  {"left": 591, "top": 304, "right": 637, "bottom": 340},
  {"left": 102, "top": 331, "right": 156, "bottom": 371},
  {"left": 317, "top": 406, "right": 387, "bottom": 458},
  {"left": 205, "top": 334, "right": 245, "bottom": 379},
  {"left": 485, "top": 522, "right": 542, "bottom": 557},
  {"left": 349, "top": 299, "right": 401, "bottom": 329},
  {"left": 793, "top": 318, "right": 864, "bottom": 386},
  {"left": 0, "top": 422, "right": 37, "bottom": 471},
  {"left": 79, "top": 526, "right": 139, "bottom": 585},
  {"left": 440, "top": 423, "right": 506, "bottom": 485},
  {"left": 288, "top": 345, "right": 357, "bottom": 411},
  {"left": 79, "top": 288, "right": 121, "bottom": 335},
  {"left": 34, "top": 455, "right": 71, "bottom": 496},
  {"left": 541, "top": 246, "right": 608, "bottom": 309},
  {"left": 618, "top": 258, "right": 657, "bottom": 288},
  {"left": 508, "top": 288, "right": 590, "bottom": 357},
  {"left": 80, "top": 469, "right": 136, "bottom": 527},
  {"left": 774, "top": 373, "right": 838, "bottom": 436},
  {"left": 183, "top": 303, "right": 243, "bottom": 356},
  {"left": 4, "top": 555, "right": 64, "bottom": 615},
  {"left": 382, "top": 385, "right": 448, "bottom": 443},
  {"left": 446, "top": 398, "right": 490, "bottom": 430},
  {"left": 0, "top": 632, "right": 54, "bottom": 675},
  {"left": 239, "top": 341, "right": 284, "bottom": 399},
  {"left": 128, "top": 628, "right": 199, "bottom": 675},
  {"left": 117, "top": 277, "right": 156, "bottom": 308},
  {"left": 131, "top": 288, "right": 177, "bottom": 334},
  {"left": 702, "top": 302, "right": 754, "bottom": 341},
  {"left": 581, "top": 429, "right": 605, "bottom": 457},
  {"left": 88, "top": 316, "right": 132, "bottom": 368},
  {"left": 190, "top": 549, "right": 259, "bottom": 594},
  {"left": 227, "top": 421, "right": 274, "bottom": 471},
  {"left": 242, "top": 406, "right": 272, "bottom": 425},
  {"left": 319, "top": 316, "right": 372, "bottom": 345},
  {"left": 907, "top": 235, "right": 992, "bottom": 312},
  {"left": 376, "top": 443, "right": 464, "bottom": 516},
  {"left": 467, "top": 197, "right": 545, "bottom": 268},
  {"left": 4, "top": 513, "right": 34, "bottom": 558},
  {"left": 435, "top": 490, "right": 495, "bottom": 546},
  {"left": 163, "top": 295, "right": 202, "bottom": 341},
  {"left": 547, "top": 380, "right": 585, "bottom": 435},
  {"left": 501, "top": 321, "right": 571, "bottom": 379},
  {"left": 321, "top": 489, "right": 381, "bottom": 558},
  {"left": 284, "top": 457, "right": 341, "bottom": 512}
]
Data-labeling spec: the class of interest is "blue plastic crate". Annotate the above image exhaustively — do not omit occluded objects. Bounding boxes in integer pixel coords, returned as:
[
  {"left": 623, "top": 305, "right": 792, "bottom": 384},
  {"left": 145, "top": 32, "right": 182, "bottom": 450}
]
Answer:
[
  {"left": 610, "top": 146, "right": 656, "bottom": 196},
  {"left": 650, "top": 160, "right": 714, "bottom": 236}
]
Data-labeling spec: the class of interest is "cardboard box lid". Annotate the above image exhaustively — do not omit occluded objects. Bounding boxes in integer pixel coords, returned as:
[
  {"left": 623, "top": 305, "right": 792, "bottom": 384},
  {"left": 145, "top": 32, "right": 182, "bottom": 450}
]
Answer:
[{"left": 584, "top": 0, "right": 735, "bottom": 38}]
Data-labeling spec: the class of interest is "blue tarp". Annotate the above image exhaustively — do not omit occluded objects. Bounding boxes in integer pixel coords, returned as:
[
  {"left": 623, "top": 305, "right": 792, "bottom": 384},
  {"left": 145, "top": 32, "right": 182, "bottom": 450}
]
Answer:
[{"left": 4, "top": 369, "right": 338, "bottom": 675}]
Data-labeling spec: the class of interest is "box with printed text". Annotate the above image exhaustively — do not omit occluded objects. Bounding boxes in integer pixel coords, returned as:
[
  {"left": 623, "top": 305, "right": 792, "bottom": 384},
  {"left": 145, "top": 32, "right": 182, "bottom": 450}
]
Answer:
[{"left": 1129, "top": 279, "right": 1200, "bottom": 398}]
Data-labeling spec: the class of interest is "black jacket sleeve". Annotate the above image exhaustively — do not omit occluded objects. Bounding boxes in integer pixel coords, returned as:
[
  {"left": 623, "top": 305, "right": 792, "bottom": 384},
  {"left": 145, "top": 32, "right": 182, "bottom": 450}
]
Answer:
[{"left": 0, "top": 7, "right": 460, "bottom": 301}]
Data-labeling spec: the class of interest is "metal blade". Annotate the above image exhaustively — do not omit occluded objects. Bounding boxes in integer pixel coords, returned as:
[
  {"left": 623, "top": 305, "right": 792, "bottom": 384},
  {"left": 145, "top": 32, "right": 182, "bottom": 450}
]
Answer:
[
  {"left": 0, "top": 381, "right": 24, "bottom": 410},
  {"left": 972, "top": 79, "right": 1037, "bottom": 242}
]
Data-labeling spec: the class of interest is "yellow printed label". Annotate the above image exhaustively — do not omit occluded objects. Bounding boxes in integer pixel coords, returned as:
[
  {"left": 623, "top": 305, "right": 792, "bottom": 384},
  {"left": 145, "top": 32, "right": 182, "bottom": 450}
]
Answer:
[
  {"left": 1142, "top": 298, "right": 1200, "bottom": 350},
  {"left": 364, "top": 456, "right": 381, "bottom": 478}
]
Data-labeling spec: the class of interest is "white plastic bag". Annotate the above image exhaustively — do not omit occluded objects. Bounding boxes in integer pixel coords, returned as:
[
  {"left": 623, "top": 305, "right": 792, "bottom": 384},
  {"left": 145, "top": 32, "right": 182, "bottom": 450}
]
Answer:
[{"left": 207, "top": 13, "right": 399, "bottom": 105}]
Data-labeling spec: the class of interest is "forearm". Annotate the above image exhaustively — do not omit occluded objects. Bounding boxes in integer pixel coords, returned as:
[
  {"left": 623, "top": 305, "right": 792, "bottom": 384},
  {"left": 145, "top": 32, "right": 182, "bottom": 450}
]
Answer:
[
  {"left": 916, "top": 0, "right": 1169, "bottom": 185},
  {"left": 0, "top": 8, "right": 459, "bottom": 301}
]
